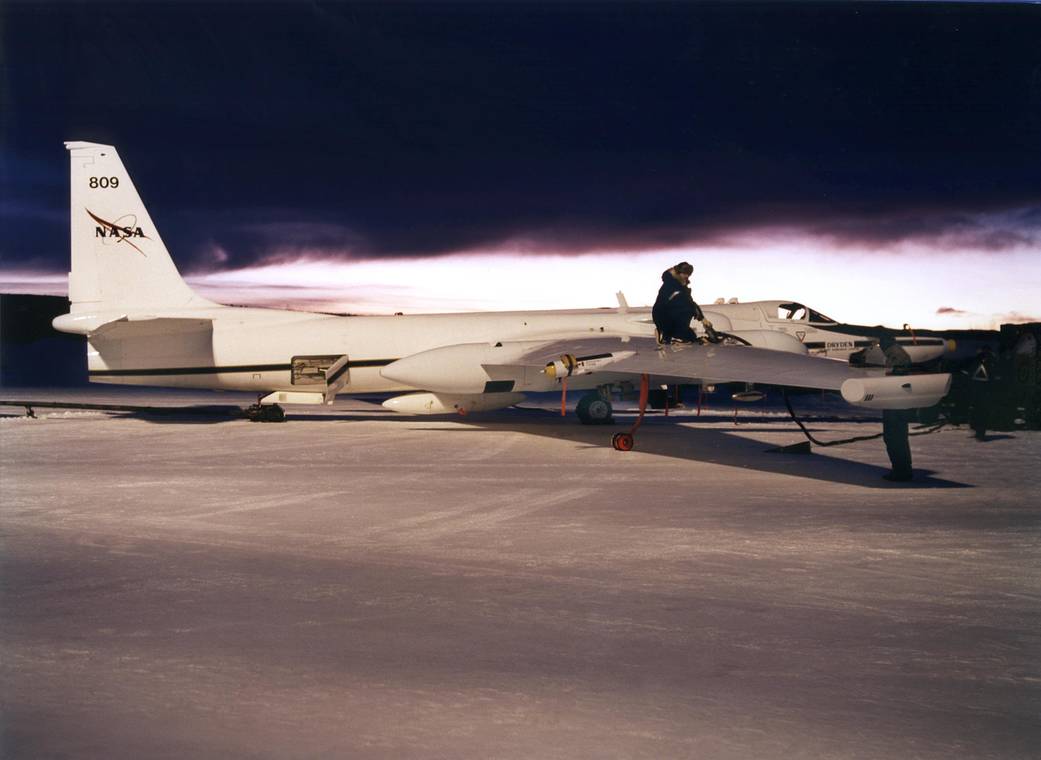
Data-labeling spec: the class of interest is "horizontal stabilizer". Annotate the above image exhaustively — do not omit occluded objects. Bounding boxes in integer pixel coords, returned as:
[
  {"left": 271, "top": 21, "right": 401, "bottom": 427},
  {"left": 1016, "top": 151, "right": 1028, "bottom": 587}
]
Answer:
[
  {"left": 0, "top": 398, "right": 244, "bottom": 418},
  {"left": 53, "top": 312, "right": 213, "bottom": 337}
]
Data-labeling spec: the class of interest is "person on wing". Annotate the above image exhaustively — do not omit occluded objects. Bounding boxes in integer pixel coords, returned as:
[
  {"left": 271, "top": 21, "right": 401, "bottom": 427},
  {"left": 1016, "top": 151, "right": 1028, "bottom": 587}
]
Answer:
[{"left": 651, "top": 262, "right": 718, "bottom": 343}]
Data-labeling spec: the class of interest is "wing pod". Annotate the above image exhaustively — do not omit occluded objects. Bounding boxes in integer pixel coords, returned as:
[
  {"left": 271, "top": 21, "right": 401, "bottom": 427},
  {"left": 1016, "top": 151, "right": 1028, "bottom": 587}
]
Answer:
[
  {"left": 895, "top": 339, "right": 951, "bottom": 364},
  {"left": 380, "top": 342, "right": 541, "bottom": 393},
  {"left": 382, "top": 391, "right": 526, "bottom": 415},
  {"left": 840, "top": 373, "right": 951, "bottom": 410}
]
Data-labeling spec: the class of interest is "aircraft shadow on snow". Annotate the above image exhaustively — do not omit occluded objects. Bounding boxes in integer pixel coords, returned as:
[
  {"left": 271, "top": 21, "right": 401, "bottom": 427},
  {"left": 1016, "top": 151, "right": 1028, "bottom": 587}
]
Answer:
[
  {"left": 259, "top": 404, "right": 972, "bottom": 490},
  {"left": 423, "top": 409, "right": 973, "bottom": 490},
  {"left": 7, "top": 399, "right": 974, "bottom": 489}
]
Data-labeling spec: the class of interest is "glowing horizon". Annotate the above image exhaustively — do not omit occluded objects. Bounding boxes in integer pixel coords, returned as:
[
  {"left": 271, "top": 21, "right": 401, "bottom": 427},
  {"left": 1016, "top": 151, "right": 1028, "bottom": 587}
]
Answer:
[{"left": 2, "top": 240, "right": 1038, "bottom": 331}]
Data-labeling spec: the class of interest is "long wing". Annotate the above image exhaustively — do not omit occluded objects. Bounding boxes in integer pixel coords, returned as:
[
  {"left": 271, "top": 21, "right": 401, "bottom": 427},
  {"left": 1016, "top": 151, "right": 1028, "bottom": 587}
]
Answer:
[
  {"left": 485, "top": 337, "right": 950, "bottom": 409},
  {"left": 496, "top": 336, "right": 878, "bottom": 390}
]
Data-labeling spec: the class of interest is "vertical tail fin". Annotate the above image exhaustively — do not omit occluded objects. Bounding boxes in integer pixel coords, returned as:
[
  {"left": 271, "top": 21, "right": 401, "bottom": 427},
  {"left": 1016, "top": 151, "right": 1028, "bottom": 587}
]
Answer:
[{"left": 65, "top": 142, "right": 211, "bottom": 313}]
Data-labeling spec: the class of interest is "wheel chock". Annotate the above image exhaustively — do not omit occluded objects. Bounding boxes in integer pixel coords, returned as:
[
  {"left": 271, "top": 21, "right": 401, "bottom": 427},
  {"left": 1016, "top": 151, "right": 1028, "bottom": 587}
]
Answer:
[{"left": 612, "top": 432, "right": 635, "bottom": 451}]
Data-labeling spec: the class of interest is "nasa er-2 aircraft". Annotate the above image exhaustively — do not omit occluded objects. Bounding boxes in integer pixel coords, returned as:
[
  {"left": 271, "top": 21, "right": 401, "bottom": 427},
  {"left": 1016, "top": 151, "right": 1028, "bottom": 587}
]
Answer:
[
  {"left": 702, "top": 300, "right": 952, "bottom": 366},
  {"left": 53, "top": 142, "right": 950, "bottom": 450}
]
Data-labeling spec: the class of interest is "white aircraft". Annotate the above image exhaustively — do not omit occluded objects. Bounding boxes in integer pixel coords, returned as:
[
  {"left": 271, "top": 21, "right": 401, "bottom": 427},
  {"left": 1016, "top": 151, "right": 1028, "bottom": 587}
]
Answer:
[
  {"left": 701, "top": 299, "right": 952, "bottom": 365},
  {"left": 53, "top": 142, "right": 950, "bottom": 449}
]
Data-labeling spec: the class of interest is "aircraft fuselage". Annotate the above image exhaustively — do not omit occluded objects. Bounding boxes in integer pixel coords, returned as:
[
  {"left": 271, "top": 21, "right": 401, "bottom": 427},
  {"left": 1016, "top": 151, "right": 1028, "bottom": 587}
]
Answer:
[{"left": 81, "top": 298, "right": 945, "bottom": 399}]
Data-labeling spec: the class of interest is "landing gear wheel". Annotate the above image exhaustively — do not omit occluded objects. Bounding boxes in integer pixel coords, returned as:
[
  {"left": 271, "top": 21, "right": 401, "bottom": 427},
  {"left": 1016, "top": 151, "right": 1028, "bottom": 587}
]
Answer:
[
  {"left": 576, "top": 393, "right": 613, "bottom": 425},
  {"left": 612, "top": 432, "right": 635, "bottom": 451},
  {"left": 246, "top": 403, "right": 286, "bottom": 423}
]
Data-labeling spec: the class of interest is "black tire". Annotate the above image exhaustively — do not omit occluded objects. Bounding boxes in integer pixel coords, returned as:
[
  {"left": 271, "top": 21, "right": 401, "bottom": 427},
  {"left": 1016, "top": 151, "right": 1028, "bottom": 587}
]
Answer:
[
  {"left": 248, "top": 403, "right": 286, "bottom": 423},
  {"left": 576, "top": 393, "right": 613, "bottom": 425}
]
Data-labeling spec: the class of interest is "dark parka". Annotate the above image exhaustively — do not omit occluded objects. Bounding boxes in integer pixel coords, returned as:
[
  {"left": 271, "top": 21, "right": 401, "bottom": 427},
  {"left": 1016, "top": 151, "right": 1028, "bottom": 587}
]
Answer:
[{"left": 652, "top": 268, "right": 704, "bottom": 342}]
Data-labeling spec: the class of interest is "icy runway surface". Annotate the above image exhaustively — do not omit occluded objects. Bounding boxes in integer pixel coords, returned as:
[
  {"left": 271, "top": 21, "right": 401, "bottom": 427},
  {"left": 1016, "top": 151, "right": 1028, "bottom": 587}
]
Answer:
[{"left": 2, "top": 391, "right": 1039, "bottom": 759}]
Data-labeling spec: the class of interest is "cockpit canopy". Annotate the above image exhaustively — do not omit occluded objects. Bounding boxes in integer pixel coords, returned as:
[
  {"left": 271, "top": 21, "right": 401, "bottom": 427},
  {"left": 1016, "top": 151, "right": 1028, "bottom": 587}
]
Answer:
[{"left": 776, "top": 302, "right": 837, "bottom": 324}]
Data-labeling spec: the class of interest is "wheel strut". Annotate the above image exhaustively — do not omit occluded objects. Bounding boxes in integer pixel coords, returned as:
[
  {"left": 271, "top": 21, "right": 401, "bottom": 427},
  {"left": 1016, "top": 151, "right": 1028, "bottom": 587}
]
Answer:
[{"left": 612, "top": 373, "right": 649, "bottom": 451}]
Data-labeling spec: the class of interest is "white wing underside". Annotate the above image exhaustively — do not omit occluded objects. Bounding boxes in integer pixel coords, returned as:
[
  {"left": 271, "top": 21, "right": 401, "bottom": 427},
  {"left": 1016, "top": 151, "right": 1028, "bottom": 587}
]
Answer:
[{"left": 486, "top": 336, "right": 884, "bottom": 391}]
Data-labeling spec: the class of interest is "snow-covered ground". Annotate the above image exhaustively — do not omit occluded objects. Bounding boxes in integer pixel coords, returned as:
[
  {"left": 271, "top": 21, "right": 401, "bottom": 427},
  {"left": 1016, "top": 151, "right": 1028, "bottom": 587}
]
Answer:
[{"left": 1, "top": 390, "right": 1039, "bottom": 759}]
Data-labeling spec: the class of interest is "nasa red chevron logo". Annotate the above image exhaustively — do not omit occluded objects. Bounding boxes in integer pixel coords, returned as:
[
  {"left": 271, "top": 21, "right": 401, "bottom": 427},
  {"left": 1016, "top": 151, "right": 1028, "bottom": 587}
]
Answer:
[{"left": 86, "top": 208, "right": 149, "bottom": 256}]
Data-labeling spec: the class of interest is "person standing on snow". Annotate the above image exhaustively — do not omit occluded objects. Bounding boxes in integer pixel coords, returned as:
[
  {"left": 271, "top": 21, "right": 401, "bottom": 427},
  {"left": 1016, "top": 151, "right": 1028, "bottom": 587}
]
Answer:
[
  {"left": 968, "top": 345, "right": 995, "bottom": 441},
  {"left": 881, "top": 337, "right": 915, "bottom": 482}
]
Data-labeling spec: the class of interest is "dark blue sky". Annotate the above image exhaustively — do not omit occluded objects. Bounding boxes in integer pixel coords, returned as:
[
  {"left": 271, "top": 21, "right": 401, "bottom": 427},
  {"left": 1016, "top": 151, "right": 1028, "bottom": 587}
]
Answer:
[{"left": 3, "top": 1, "right": 1040, "bottom": 273}]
